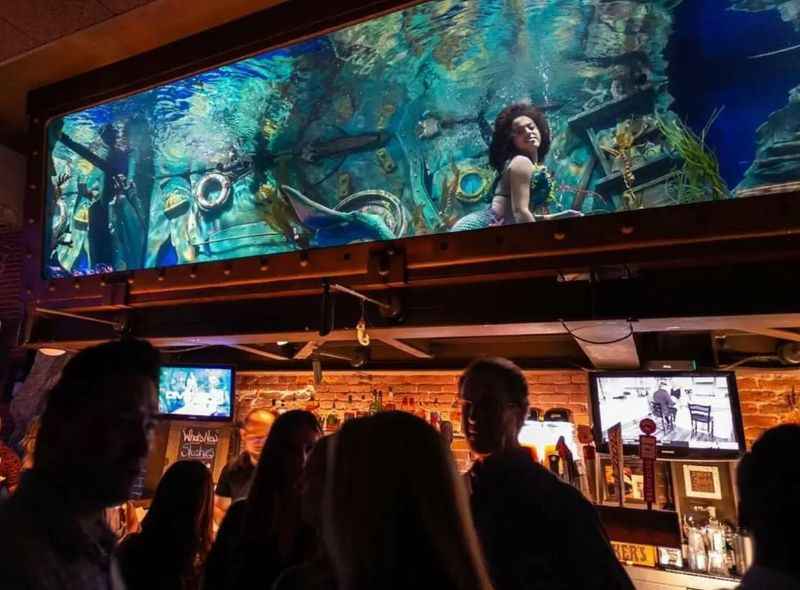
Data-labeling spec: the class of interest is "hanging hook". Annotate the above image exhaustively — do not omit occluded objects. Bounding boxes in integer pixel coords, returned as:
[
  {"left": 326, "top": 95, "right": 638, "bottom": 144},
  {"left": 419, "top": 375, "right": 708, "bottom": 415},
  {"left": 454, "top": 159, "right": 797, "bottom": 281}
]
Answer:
[{"left": 356, "top": 299, "right": 370, "bottom": 347}]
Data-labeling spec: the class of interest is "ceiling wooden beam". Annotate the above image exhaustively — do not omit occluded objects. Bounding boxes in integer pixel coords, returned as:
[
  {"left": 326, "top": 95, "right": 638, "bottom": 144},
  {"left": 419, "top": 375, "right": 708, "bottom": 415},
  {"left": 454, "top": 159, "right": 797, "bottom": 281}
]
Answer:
[
  {"left": 737, "top": 327, "right": 800, "bottom": 343},
  {"left": 225, "top": 343, "right": 289, "bottom": 361},
  {"left": 565, "top": 320, "right": 640, "bottom": 370},
  {"left": 293, "top": 341, "right": 320, "bottom": 360},
  {"left": 24, "top": 313, "right": 800, "bottom": 351},
  {"left": 378, "top": 337, "right": 433, "bottom": 359}
]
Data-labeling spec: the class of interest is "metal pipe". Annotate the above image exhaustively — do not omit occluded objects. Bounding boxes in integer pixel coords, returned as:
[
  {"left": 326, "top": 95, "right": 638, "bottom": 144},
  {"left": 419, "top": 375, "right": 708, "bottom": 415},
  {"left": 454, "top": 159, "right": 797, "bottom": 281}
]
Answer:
[
  {"left": 330, "top": 283, "right": 391, "bottom": 310},
  {"left": 36, "top": 307, "right": 121, "bottom": 329},
  {"left": 318, "top": 351, "right": 352, "bottom": 362}
]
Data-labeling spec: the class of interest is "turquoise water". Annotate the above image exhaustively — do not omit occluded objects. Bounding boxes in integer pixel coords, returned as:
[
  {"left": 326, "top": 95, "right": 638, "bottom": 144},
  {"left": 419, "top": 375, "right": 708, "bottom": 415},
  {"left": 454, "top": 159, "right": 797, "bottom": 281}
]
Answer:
[{"left": 45, "top": 0, "right": 800, "bottom": 277}]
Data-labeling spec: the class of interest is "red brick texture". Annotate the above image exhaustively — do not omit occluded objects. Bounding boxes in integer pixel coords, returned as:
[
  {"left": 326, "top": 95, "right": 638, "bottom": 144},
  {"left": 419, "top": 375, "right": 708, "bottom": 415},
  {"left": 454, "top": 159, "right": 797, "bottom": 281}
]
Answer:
[
  {"left": 735, "top": 372, "right": 800, "bottom": 447},
  {"left": 237, "top": 369, "right": 800, "bottom": 470}
]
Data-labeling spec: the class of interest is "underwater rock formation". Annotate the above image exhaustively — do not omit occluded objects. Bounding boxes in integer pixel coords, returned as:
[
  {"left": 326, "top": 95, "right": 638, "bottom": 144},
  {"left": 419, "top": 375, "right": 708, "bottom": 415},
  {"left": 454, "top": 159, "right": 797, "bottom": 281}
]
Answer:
[
  {"left": 737, "top": 84, "right": 800, "bottom": 190},
  {"left": 585, "top": 2, "right": 652, "bottom": 59},
  {"left": 731, "top": 0, "right": 800, "bottom": 30},
  {"left": 584, "top": 1, "right": 672, "bottom": 63}
]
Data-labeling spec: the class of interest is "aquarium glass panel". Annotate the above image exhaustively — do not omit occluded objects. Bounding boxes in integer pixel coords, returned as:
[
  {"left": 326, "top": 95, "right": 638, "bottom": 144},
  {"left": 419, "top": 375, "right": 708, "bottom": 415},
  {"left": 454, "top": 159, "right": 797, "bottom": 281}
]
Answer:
[{"left": 43, "top": 0, "right": 800, "bottom": 277}]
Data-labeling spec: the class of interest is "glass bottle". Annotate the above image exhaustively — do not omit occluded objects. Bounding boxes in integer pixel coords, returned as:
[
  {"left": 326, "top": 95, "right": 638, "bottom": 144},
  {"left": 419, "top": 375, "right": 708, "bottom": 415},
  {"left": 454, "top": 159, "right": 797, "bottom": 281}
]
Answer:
[
  {"left": 368, "top": 389, "right": 383, "bottom": 415},
  {"left": 385, "top": 387, "right": 395, "bottom": 411},
  {"left": 686, "top": 518, "right": 708, "bottom": 572}
]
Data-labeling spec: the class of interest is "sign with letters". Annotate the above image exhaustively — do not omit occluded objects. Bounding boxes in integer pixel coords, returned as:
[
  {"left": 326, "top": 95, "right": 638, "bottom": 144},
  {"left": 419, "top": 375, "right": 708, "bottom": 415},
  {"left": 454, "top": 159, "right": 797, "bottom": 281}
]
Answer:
[
  {"left": 608, "top": 423, "right": 624, "bottom": 507},
  {"left": 611, "top": 542, "right": 657, "bottom": 568},
  {"left": 179, "top": 426, "right": 220, "bottom": 471},
  {"left": 639, "top": 431, "right": 657, "bottom": 507}
]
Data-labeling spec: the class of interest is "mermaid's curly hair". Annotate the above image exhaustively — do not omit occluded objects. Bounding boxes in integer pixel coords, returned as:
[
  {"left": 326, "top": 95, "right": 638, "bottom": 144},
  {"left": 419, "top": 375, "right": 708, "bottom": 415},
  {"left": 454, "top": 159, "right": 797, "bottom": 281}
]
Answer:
[{"left": 488, "top": 102, "right": 551, "bottom": 172}]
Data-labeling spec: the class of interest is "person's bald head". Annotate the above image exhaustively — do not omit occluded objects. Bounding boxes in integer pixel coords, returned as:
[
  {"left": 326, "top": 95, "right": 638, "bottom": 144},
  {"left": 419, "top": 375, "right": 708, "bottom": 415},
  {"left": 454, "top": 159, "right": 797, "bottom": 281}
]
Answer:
[{"left": 240, "top": 408, "right": 276, "bottom": 461}]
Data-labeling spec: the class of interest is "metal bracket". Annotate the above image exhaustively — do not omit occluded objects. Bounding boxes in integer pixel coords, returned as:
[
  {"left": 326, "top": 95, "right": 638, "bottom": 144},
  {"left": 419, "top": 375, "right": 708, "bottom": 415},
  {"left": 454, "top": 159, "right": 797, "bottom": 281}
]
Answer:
[
  {"left": 367, "top": 247, "right": 406, "bottom": 286},
  {"left": 101, "top": 272, "right": 132, "bottom": 307}
]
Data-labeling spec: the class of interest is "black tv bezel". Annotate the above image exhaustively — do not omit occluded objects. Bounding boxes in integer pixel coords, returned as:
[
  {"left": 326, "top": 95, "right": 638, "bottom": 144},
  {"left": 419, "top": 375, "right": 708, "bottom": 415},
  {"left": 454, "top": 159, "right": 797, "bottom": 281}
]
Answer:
[
  {"left": 157, "top": 363, "right": 236, "bottom": 423},
  {"left": 589, "top": 370, "right": 746, "bottom": 460}
]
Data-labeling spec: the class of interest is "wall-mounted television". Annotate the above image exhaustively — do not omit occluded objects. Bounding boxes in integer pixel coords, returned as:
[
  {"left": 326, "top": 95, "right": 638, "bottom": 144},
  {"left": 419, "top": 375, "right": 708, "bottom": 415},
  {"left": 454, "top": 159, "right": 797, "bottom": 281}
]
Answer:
[
  {"left": 42, "top": 0, "right": 800, "bottom": 279},
  {"left": 589, "top": 372, "right": 745, "bottom": 459},
  {"left": 157, "top": 365, "right": 234, "bottom": 422}
]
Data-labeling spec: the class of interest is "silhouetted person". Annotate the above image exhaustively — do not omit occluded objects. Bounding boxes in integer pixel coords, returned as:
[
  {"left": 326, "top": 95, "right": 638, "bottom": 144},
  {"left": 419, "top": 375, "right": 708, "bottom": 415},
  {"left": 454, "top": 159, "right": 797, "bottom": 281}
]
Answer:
[
  {"left": 0, "top": 339, "right": 160, "bottom": 590},
  {"left": 203, "top": 410, "right": 321, "bottom": 590},
  {"left": 273, "top": 435, "right": 337, "bottom": 590},
  {"left": 116, "top": 460, "right": 213, "bottom": 590},
  {"left": 324, "top": 412, "right": 494, "bottom": 590},
  {"left": 460, "top": 357, "right": 633, "bottom": 590},
  {"left": 214, "top": 408, "right": 276, "bottom": 527},
  {"left": 737, "top": 424, "right": 800, "bottom": 589}
]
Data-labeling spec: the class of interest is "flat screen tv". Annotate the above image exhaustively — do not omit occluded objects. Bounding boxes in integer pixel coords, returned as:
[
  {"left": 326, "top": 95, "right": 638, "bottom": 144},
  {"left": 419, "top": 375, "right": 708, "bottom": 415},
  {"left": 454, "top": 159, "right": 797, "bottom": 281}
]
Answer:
[
  {"left": 41, "top": 0, "right": 800, "bottom": 279},
  {"left": 157, "top": 365, "right": 234, "bottom": 422},
  {"left": 589, "top": 372, "right": 745, "bottom": 459}
]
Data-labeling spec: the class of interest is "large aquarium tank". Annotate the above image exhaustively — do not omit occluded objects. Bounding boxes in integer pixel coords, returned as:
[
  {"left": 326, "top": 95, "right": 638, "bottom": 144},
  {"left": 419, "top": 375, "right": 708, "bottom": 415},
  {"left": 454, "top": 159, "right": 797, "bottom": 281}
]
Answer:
[{"left": 43, "top": 0, "right": 800, "bottom": 278}]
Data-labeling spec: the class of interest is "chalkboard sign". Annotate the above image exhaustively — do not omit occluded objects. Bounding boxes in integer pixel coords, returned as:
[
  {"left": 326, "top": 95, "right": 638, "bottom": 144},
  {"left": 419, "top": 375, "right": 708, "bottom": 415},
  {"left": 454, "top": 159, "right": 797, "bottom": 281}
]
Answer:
[
  {"left": 179, "top": 426, "right": 220, "bottom": 471},
  {"left": 129, "top": 471, "right": 145, "bottom": 500}
]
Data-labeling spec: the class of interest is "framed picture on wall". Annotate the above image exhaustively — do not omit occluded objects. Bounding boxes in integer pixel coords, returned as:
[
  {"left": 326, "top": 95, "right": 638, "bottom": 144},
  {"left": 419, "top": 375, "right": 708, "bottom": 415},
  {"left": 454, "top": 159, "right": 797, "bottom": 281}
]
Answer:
[
  {"left": 598, "top": 457, "right": 654, "bottom": 506},
  {"left": 683, "top": 464, "right": 723, "bottom": 500}
]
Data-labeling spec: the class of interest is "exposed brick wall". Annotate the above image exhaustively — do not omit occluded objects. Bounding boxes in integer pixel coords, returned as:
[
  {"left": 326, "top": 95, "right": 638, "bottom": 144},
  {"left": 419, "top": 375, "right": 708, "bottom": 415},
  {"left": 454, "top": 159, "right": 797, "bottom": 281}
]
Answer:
[
  {"left": 236, "top": 370, "right": 591, "bottom": 471},
  {"left": 236, "top": 369, "right": 800, "bottom": 470},
  {"left": 736, "top": 371, "right": 800, "bottom": 447}
]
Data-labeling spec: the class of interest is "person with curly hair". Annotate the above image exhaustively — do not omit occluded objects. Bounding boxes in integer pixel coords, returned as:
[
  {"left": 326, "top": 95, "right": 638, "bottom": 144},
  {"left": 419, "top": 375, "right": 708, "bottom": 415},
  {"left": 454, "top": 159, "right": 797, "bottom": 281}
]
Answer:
[{"left": 451, "top": 102, "right": 580, "bottom": 231}]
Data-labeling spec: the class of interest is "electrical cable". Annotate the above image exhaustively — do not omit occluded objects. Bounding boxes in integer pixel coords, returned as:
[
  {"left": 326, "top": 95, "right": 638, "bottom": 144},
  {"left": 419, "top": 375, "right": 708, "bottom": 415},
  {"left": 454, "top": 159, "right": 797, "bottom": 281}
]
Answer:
[
  {"left": 560, "top": 319, "right": 635, "bottom": 345},
  {"left": 719, "top": 355, "right": 779, "bottom": 370},
  {"left": 161, "top": 345, "right": 212, "bottom": 354}
]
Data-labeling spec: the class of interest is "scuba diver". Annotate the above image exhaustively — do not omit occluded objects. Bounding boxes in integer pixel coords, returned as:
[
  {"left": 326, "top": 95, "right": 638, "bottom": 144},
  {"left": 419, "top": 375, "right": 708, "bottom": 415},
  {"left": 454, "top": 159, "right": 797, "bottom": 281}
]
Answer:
[
  {"left": 49, "top": 116, "right": 153, "bottom": 272},
  {"left": 451, "top": 102, "right": 581, "bottom": 231}
]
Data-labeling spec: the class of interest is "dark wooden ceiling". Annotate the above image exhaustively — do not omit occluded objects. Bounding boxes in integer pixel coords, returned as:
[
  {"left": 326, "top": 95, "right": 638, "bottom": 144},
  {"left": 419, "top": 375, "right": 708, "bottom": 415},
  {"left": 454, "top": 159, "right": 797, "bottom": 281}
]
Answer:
[
  {"left": 0, "top": 0, "right": 288, "bottom": 149},
  {"left": 23, "top": 263, "right": 800, "bottom": 371}
]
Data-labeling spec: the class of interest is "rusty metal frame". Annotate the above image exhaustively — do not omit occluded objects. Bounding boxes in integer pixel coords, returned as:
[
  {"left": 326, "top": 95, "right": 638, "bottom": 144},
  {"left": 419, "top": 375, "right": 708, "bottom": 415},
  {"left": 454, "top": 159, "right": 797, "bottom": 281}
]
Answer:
[{"left": 21, "top": 191, "right": 800, "bottom": 312}]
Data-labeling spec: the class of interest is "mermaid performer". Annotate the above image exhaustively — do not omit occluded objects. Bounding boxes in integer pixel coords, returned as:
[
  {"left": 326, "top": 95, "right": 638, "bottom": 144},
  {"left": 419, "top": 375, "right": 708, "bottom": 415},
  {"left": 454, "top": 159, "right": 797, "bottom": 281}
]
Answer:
[{"left": 451, "top": 102, "right": 580, "bottom": 231}]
